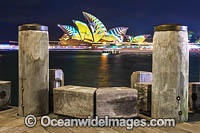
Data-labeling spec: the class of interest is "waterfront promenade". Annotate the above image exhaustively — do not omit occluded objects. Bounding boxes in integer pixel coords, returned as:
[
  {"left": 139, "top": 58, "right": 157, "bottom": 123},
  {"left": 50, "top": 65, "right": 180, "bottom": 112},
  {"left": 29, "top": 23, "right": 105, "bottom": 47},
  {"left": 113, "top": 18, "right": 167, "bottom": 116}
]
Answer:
[{"left": 1, "top": 107, "right": 200, "bottom": 133}]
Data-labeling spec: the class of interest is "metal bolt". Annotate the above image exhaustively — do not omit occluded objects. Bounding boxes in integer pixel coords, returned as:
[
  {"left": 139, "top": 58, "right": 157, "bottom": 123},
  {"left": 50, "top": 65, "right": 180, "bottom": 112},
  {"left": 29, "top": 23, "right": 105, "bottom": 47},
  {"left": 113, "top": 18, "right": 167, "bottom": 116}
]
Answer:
[
  {"left": 178, "top": 111, "right": 182, "bottom": 115},
  {"left": 176, "top": 96, "right": 180, "bottom": 101}
]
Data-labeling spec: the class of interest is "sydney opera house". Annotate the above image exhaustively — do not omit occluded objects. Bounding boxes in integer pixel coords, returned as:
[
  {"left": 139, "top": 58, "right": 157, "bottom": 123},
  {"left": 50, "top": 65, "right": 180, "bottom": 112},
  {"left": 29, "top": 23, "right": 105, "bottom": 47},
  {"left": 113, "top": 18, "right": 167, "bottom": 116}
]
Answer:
[{"left": 58, "top": 12, "right": 150, "bottom": 45}]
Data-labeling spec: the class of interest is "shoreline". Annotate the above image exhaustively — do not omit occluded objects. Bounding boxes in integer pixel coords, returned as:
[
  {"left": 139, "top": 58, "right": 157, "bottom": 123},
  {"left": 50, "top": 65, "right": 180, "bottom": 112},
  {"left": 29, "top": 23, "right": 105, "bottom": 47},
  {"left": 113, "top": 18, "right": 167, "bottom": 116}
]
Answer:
[{"left": 1, "top": 49, "right": 200, "bottom": 57}]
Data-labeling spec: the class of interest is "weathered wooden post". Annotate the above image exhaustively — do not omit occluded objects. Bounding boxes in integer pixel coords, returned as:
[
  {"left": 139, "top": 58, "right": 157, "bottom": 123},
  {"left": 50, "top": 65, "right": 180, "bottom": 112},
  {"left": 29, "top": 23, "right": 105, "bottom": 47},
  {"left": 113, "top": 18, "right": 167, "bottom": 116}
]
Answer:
[
  {"left": 152, "top": 24, "right": 189, "bottom": 122},
  {"left": 131, "top": 71, "right": 152, "bottom": 88},
  {"left": 18, "top": 24, "right": 49, "bottom": 116},
  {"left": 49, "top": 69, "right": 64, "bottom": 112},
  {"left": 188, "top": 82, "right": 200, "bottom": 112},
  {"left": 134, "top": 83, "right": 152, "bottom": 116}
]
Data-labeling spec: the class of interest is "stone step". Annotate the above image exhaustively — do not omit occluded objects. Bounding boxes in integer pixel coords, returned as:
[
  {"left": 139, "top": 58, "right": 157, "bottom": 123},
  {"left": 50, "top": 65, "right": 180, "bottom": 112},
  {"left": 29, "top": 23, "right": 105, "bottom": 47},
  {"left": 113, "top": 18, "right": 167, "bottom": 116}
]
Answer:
[
  {"left": 53, "top": 86, "right": 138, "bottom": 118},
  {"left": 96, "top": 87, "right": 138, "bottom": 118},
  {"left": 53, "top": 85, "right": 96, "bottom": 118}
]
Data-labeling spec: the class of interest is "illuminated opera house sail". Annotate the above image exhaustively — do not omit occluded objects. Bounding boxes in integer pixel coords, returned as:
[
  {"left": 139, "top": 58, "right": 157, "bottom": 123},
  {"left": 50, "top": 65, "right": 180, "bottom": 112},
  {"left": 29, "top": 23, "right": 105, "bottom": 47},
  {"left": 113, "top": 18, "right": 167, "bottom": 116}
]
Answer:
[{"left": 58, "top": 12, "right": 149, "bottom": 45}]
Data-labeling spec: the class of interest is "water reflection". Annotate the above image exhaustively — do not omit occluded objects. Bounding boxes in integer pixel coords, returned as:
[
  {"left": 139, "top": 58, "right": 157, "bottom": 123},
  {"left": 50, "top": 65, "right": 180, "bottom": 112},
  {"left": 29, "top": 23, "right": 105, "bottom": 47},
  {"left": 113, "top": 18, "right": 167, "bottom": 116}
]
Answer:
[
  {"left": 189, "top": 55, "right": 200, "bottom": 82},
  {"left": 98, "top": 54, "right": 109, "bottom": 87},
  {"left": 69, "top": 55, "right": 99, "bottom": 87},
  {"left": 1, "top": 51, "right": 200, "bottom": 106}
]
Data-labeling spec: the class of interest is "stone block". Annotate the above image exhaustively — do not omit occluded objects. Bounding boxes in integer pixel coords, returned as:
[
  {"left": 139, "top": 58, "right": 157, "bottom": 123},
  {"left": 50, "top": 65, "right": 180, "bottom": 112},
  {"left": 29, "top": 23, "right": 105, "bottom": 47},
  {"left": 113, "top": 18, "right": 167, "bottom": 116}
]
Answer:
[
  {"left": 131, "top": 71, "right": 152, "bottom": 88},
  {"left": 189, "top": 82, "right": 200, "bottom": 112},
  {"left": 0, "top": 81, "right": 11, "bottom": 109},
  {"left": 96, "top": 87, "right": 138, "bottom": 118},
  {"left": 134, "top": 83, "right": 152, "bottom": 116},
  {"left": 54, "top": 85, "right": 96, "bottom": 118}
]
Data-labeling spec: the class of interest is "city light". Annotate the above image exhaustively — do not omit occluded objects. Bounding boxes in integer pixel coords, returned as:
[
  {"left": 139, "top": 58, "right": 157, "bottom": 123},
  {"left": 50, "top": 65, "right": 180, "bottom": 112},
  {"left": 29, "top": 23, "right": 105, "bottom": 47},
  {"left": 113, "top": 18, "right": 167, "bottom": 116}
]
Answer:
[{"left": 58, "top": 12, "right": 150, "bottom": 46}]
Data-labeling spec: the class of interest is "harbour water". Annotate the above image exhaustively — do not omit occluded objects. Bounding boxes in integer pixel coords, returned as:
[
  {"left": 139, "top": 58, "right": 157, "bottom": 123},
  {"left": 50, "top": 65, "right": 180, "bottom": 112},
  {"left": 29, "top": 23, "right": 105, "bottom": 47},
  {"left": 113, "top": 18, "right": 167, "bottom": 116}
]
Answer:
[{"left": 0, "top": 50, "right": 200, "bottom": 106}]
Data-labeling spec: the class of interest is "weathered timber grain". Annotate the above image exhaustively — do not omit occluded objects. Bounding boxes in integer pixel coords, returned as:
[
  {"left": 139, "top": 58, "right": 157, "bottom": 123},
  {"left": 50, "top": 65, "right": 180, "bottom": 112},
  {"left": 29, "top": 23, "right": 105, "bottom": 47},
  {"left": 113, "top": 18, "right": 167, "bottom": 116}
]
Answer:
[
  {"left": 49, "top": 69, "right": 64, "bottom": 112},
  {"left": 131, "top": 71, "right": 152, "bottom": 88},
  {"left": 0, "top": 81, "right": 11, "bottom": 109},
  {"left": 152, "top": 24, "right": 189, "bottom": 122},
  {"left": 1, "top": 107, "right": 200, "bottom": 133},
  {"left": 189, "top": 82, "right": 200, "bottom": 112},
  {"left": 134, "top": 83, "right": 152, "bottom": 116},
  {"left": 18, "top": 24, "right": 49, "bottom": 116},
  {"left": 49, "top": 69, "right": 64, "bottom": 85}
]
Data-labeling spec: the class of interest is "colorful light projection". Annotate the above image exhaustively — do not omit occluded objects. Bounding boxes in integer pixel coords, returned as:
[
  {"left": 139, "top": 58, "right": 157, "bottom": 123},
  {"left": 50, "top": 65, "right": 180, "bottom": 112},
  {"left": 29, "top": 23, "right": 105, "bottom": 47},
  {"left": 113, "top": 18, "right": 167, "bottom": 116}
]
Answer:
[
  {"left": 58, "top": 24, "right": 81, "bottom": 40},
  {"left": 58, "top": 12, "right": 150, "bottom": 45},
  {"left": 125, "top": 34, "right": 151, "bottom": 43},
  {"left": 83, "top": 12, "right": 108, "bottom": 43},
  {"left": 58, "top": 12, "right": 129, "bottom": 44},
  {"left": 106, "top": 27, "right": 128, "bottom": 42},
  {"left": 73, "top": 20, "right": 93, "bottom": 42}
]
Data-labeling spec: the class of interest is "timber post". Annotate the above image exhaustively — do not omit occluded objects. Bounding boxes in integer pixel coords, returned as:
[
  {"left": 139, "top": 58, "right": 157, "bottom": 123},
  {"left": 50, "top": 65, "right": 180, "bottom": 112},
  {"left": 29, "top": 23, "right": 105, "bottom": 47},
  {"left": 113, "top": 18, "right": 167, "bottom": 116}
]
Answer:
[
  {"left": 18, "top": 24, "right": 49, "bottom": 116},
  {"left": 152, "top": 24, "right": 189, "bottom": 122}
]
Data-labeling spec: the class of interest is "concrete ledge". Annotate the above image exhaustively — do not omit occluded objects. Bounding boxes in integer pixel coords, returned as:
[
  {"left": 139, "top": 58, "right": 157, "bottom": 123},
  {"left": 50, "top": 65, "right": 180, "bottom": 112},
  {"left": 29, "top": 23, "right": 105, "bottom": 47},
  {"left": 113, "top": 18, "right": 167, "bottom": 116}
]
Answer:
[
  {"left": 53, "top": 85, "right": 96, "bottom": 118},
  {"left": 0, "top": 81, "right": 11, "bottom": 109},
  {"left": 96, "top": 87, "right": 138, "bottom": 118}
]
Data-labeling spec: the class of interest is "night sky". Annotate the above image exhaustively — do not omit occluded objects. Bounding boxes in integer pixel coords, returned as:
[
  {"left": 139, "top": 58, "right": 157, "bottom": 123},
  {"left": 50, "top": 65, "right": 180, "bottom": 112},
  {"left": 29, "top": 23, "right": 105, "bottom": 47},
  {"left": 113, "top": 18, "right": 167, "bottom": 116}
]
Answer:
[{"left": 0, "top": 0, "right": 200, "bottom": 41}]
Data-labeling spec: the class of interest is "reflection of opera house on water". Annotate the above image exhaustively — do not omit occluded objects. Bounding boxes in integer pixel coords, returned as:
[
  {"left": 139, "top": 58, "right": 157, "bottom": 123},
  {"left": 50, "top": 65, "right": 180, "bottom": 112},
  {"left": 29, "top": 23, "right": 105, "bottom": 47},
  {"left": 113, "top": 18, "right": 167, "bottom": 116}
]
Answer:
[{"left": 57, "top": 12, "right": 151, "bottom": 47}]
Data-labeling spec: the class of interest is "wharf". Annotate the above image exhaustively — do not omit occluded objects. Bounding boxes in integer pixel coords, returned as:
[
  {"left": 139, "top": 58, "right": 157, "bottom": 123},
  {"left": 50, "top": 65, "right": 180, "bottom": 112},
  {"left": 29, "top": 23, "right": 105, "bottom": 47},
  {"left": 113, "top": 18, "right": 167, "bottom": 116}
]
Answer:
[{"left": 1, "top": 107, "right": 200, "bottom": 133}]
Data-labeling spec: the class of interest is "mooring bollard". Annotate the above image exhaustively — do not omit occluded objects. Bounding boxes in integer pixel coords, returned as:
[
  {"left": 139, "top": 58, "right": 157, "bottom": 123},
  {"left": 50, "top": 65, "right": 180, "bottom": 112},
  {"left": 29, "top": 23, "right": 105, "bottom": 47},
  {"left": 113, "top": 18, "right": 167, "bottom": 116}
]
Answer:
[
  {"left": 188, "top": 82, "right": 200, "bottom": 112},
  {"left": 134, "top": 83, "right": 152, "bottom": 116},
  {"left": 0, "top": 81, "right": 11, "bottom": 109},
  {"left": 18, "top": 24, "right": 49, "bottom": 116},
  {"left": 152, "top": 24, "right": 189, "bottom": 122},
  {"left": 49, "top": 69, "right": 64, "bottom": 112},
  {"left": 131, "top": 71, "right": 152, "bottom": 88}
]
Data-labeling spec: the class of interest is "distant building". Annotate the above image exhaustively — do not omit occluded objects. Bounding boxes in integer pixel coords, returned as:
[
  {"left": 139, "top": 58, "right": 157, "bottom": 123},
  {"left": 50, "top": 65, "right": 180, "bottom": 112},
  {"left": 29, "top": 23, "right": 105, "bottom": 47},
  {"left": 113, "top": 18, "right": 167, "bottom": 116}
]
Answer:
[{"left": 58, "top": 12, "right": 150, "bottom": 45}]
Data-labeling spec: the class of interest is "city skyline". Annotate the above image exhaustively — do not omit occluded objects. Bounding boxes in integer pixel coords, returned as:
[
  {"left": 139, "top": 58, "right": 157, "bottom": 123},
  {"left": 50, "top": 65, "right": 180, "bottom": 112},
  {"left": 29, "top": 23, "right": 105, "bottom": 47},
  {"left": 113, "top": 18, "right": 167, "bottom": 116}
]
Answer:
[{"left": 0, "top": 0, "right": 200, "bottom": 41}]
